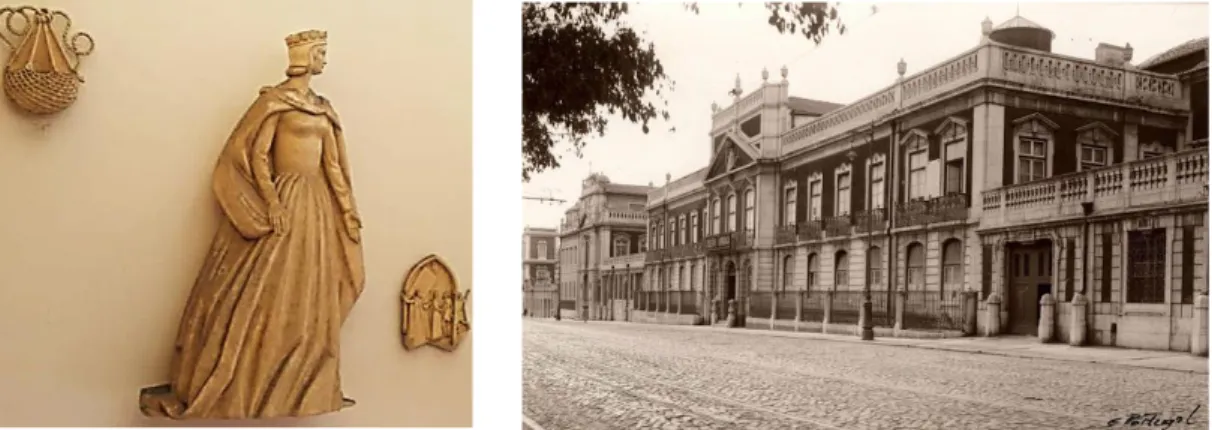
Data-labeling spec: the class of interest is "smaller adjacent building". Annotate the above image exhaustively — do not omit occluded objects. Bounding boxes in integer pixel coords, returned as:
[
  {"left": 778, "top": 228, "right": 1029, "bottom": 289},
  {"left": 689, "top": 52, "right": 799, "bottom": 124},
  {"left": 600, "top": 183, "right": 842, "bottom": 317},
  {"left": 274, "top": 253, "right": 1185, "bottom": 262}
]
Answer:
[
  {"left": 556, "top": 173, "right": 652, "bottom": 321},
  {"left": 523, "top": 226, "right": 559, "bottom": 318}
]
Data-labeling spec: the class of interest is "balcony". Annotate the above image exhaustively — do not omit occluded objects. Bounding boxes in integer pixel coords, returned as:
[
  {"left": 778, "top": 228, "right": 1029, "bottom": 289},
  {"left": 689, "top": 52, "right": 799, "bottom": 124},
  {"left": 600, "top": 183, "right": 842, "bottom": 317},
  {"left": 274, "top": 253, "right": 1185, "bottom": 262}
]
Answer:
[
  {"left": 602, "top": 210, "right": 647, "bottom": 226},
  {"left": 853, "top": 208, "right": 887, "bottom": 234},
  {"left": 980, "top": 149, "right": 1208, "bottom": 229},
  {"left": 894, "top": 194, "right": 970, "bottom": 228},
  {"left": 705, "top": 231, "right": 753, "bottom": 252},
  {"left": 777, "top": 42, "right": 1185, "bottom": 158},
  {"left": 775, "top": 224, "right": 798, "bottom": 245},
  {"left": 824, "top": 215, "right": 852, "bottom": 237},
  {"left": 601, "top": 252, "right": 646, "bottom": 270},
  {"left": 797, "top": 220, "right": 824, "bottom": 241}
]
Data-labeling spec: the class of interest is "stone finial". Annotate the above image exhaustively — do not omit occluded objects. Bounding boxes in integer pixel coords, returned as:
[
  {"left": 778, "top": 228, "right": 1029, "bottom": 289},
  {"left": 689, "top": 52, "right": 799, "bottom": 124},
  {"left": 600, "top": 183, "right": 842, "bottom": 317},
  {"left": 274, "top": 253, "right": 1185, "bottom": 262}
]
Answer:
[
  {"left": 780, "top": 65, "right": 788, "bottom": 80},
  {"left": 1124, "top": 42, "right": 1134, "bottom": 62},
  {"left": 711, "top": 101, "right": 718, "bottom": 113},
  {"left": 665, "top": 173, "right": 671, "bottom": 183},
  {"left": 761, "top": 67, "right": 769, "bottom": 82},
  {"left": 1071, "top": 292, "right": 1087, "bottom": 305},
  {"left": 734, "top": 73, "right": 742, "bottom": 95},
  {"left": 897, "top": 58, "right": 907, "bottom": 77},
  {"left": 981, "top": 16, "right": 993, "bottom": 35}
]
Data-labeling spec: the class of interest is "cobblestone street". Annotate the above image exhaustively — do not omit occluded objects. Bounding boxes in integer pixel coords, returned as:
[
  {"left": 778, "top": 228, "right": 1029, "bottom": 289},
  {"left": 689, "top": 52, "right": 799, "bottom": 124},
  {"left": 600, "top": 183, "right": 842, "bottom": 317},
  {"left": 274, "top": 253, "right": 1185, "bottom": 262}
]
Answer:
[{"left": 523, "top": 319, "right": 1207, "bottom": 430}]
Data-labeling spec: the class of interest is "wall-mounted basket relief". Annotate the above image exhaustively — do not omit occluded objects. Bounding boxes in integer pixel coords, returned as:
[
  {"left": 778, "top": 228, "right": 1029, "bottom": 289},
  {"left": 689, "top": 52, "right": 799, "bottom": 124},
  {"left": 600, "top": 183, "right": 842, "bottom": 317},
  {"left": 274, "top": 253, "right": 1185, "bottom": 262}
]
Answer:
[{"left": 0, "top": 6, "right": 93, "bottom": 115}]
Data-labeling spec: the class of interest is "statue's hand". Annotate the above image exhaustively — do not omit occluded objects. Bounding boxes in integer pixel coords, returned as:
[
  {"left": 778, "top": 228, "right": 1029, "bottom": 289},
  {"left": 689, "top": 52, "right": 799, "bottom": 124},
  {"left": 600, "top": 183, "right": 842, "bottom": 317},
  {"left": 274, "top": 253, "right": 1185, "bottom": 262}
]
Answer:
[
  {"left": 269, "top": 203, "right": 289, "bottom": 235},
  {"left": 343, "top": 211, "right": 362, "bottom": 243}
]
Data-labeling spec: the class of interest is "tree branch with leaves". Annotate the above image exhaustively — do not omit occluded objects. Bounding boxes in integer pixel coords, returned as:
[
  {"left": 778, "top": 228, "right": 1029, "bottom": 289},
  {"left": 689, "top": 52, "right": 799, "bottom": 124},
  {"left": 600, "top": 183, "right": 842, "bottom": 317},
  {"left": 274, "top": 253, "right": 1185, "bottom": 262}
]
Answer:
[{"left": 522, "top": 2, "right": 852, "bottom": 181}]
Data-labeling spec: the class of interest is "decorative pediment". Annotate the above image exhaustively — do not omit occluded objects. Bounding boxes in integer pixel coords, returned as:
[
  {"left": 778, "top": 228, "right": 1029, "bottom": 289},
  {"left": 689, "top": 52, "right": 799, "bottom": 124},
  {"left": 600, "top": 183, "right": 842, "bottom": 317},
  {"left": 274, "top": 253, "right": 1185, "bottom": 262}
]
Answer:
[
  {"left": 807, "top": 171, "right": 823, "bottom": 183},
  {"left": 1012, "top": 113, "right": 1059, "bottom": 138},
  {"left": 835, "top": 162, "right": 853, "bottom": 176},
  {"left": 705, "top": 133, "right": 757, "bottom": 180},
  {"left": 1076, "top": 122, "right": 1119, "bottom": 148},
  {"left": 934, "top": 116, "right": 969, "bottom": 141},
  {"left": 866, "top": 152, "right": 887, "bottom": 168},
  {"left": 900, "top": 128, "right": 929, "bottom": 152}
]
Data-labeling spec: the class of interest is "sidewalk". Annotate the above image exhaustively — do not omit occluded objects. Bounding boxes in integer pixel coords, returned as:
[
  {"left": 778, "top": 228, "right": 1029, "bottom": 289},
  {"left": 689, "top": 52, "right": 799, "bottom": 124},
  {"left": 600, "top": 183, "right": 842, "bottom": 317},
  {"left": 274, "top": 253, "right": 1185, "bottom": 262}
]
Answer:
[
  {"left": 697, "top": 324, "right": 1209, "bottom": 374},
  {"left": 573, "top": 319, "right": 1209, "bottom": 374}
]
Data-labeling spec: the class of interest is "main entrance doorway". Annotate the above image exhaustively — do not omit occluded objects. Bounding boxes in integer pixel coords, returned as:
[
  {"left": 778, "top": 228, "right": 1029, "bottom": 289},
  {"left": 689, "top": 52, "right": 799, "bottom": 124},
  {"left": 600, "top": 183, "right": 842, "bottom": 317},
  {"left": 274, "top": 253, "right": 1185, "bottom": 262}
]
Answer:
[{"left": 1006, "top": 240, "right": 1053, "bottom": 336}]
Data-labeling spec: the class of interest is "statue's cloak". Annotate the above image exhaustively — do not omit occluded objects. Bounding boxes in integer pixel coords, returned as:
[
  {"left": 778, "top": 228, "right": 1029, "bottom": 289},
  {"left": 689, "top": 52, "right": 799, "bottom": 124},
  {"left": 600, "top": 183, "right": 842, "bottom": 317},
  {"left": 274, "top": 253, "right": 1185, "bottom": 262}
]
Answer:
[{"left": 211, "top": 85, "right": 365, "bottom": 315}]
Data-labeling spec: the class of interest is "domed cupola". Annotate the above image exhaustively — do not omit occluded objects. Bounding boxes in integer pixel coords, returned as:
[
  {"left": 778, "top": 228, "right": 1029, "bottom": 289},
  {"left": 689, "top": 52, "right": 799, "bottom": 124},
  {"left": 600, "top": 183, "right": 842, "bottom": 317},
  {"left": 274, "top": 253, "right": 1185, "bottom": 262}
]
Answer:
[{"left": 988, "top": 15, "right": 1055, "bottom": 53}]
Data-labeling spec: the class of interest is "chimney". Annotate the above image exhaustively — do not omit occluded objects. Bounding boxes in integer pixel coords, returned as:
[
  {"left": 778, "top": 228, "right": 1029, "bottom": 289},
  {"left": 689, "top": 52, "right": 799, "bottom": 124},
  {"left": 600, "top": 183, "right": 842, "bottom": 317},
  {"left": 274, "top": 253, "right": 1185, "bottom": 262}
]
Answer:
[{"left": 1095, "top": 42, "right": 1133, "bottom": 67}]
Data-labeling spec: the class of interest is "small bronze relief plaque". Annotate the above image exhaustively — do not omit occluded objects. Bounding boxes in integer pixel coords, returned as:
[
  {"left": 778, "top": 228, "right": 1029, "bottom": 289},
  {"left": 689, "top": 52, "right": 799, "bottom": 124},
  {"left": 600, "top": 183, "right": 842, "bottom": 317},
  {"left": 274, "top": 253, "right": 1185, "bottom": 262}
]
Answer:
[{"left": 401, "top": 254, "right": 470, "bottom": 352}]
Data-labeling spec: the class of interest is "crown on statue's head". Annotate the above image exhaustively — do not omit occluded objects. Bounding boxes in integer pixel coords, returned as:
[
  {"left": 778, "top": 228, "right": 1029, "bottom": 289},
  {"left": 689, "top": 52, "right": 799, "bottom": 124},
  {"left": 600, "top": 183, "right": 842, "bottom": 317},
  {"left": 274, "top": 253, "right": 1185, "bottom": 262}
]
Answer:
[{"left": 285, "top": 30, "right": 327, "bottom": 48}]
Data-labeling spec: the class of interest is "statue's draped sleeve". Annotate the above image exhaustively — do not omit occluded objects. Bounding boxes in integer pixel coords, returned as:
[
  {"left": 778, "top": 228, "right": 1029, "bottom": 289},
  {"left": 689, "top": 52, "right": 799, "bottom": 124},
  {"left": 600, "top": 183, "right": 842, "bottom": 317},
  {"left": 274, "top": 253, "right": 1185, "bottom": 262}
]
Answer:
[{"left": 212, "top": 87, "right": 292, "bottom": 240}]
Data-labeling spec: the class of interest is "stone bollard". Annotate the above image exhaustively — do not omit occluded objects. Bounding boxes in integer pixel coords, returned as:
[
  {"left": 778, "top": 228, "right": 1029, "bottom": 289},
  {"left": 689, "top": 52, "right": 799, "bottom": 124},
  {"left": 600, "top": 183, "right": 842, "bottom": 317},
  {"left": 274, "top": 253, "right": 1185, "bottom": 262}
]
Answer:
[
  {"left": 984, "top": 293, "right": 1002, "bottom": 337},
  {"left": 962, "top": 291, "right": 978, "bottom": 336},
  {"left": 726, "top": 299, "right": 737, "bottom": 328},
  {"left": 894, "top": 290, "right": 906, "bottom": 331},
  {"left": 1069, "top": 292, "right": 1087, "bottom": 346},
  {"left": 1038, "top": 293, "right": 1054, "bottom": 343},
  {"left": 1193, "top": 294, "right": 1209, "bottom": 357}
]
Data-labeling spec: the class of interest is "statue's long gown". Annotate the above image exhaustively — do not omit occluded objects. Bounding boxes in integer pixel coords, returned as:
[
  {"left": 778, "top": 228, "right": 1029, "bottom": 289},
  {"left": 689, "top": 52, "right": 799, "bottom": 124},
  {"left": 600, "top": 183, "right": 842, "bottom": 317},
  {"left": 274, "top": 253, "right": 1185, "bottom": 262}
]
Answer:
[{"left": 139, "top": 85, "right": 364, "bottom": 420}]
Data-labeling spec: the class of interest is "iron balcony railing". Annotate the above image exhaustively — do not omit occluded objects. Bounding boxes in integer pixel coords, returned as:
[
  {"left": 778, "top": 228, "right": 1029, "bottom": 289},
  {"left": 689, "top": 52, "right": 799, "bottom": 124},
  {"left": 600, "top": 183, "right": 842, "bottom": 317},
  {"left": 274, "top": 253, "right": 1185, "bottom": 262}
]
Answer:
[{"left": 894, "top": 194, "right": 969, "bottom": 228}]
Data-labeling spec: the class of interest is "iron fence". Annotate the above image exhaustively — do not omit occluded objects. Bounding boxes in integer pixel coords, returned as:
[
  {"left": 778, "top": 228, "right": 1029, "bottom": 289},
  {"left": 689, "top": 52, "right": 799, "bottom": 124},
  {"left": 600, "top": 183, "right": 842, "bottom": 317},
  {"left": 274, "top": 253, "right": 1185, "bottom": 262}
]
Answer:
[
  {"left": 903, "top": 290, "right": 966, "bottom": 331},
  {"left": 830, "top": 291, "right": 863, "bottom": 325},
  {"left": 801, "top": 290, "right": 826, "bottom": 323},
  {"left": 774, "top": 291, "right": 798, "bottom": 320},
  {"left": 749, "top": 291, "right": 773, "bottom": 319}
]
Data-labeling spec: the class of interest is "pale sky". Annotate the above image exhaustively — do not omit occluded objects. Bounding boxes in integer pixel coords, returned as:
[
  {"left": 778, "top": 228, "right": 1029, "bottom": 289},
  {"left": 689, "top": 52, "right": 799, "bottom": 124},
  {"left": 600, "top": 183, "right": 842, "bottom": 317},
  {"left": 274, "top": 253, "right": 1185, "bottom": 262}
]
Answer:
[{"left": 522, "top": 1, "right": 1209, "bottom": 229}]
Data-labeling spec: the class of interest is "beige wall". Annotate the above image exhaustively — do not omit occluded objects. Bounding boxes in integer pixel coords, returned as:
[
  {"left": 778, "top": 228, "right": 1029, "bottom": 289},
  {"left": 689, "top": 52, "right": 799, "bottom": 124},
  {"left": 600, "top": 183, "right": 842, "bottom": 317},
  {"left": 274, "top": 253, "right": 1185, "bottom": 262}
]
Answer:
[{"left": 0, "top": 0, "right": 471, "bottom": 426}]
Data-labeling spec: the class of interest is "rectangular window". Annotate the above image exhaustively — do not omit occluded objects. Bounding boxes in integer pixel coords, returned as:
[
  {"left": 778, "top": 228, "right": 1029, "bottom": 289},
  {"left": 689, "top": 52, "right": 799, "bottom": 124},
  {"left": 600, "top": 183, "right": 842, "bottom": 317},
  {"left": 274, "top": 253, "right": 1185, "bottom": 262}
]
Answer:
[
  {"left": 691, "top": 213, "right": 700, "bottom": 243},
  {"left": 1017, "top": 137, "right": 1047, "bottom": 183},
  {"left": 809, "top": 180, "right": 822, "bottom": 221},
  {"left": 1080, "top": 145, "right": 1108, "bottom": 170},
  {"left": 680, "top": 216, "right": 688, "bottom": 245},
  {"left": 870, "top": 162, "right": 885, "bottom": 209},
  {"left": 726, "top": 196, "right": 736, "bottom": 233},
  {"left": 980, "top": 245, "right": 992, "bottom": 299},
  {"left": 784, "top": 187, "right": 797, "bottom": 226},
  {"left": 668, "top": 220, "right": 676, "bottom": 247},
  {"left": 908, "top": 150, "right": 927, "bottom": 200},
  {"left": 836, "top": 172, "right": 851, "bottom": 216},
  {"left": 1065, "top": 238, "right": 1075, "bottom": 302},
  {"left": 537, "top": 240, "right": 548, "bottom": 260},
  {"left": 944, "top": 141, "right": 965, "bottom": 195},
  {"left": 1127, "top": 229, "right": 1165, "bottom": 304},
  {"left": 1101, "top": 232, "right": 1112, "bottom": 302},
  {"left": 1182, "top": 225, "right": 1195, "bottom": 304},
  {"left": 711, "top": 199, "right": 721, "bottom": 235},
  {"left": 744, "top": 191, "right": 755, "bottom": 232}
]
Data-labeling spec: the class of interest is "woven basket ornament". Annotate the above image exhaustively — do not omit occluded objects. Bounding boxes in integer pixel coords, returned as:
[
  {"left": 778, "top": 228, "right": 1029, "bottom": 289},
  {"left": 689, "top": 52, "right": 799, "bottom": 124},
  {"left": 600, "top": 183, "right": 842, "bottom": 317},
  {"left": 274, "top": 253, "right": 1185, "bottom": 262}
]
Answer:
[{"left": 0, "top": 6, "right": 93, "bottom": 115}]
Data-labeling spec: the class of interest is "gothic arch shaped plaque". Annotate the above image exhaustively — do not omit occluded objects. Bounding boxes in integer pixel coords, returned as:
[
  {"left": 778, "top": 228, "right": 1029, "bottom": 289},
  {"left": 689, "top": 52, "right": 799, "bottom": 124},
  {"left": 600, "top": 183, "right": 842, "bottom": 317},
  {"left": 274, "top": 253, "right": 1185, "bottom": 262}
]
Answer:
[{"left": 401, "top": 254, "right": 470, "bottom": 352}]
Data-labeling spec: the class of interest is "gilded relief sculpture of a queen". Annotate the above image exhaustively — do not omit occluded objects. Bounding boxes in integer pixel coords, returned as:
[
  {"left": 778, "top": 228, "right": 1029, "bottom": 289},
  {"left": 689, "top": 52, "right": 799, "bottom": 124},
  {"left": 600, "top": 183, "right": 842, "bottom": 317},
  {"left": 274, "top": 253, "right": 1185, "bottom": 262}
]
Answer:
[{"left": 139, "top": 30, "right": 365, "bottom": 420}]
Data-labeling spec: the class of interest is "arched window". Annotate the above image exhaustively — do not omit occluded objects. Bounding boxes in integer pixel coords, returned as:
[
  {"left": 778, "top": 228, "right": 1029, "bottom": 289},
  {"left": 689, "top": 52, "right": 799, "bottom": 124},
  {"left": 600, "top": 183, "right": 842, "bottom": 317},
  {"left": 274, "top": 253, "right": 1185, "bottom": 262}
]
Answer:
[
  {"left": 744, "top": 189, "right": 756, "bottom": 232},
  {"left": 942, "top": 239, "right": 963, "bottom": 299},
  {"left": 726, "top": 194, "right": 737, "bottom": 232},
  {"left": 868, "top": 246, "right": 883, "bottom": 286},
  {"left": 613, "top": 236, "right": 630, "bottom": 257},
  {"left": 835, "top": 250, "right": 849, "bottom": 290},
  {"left": 782, "top": 255, "right": 794, "bottom": 294},
  {"left": 806, "top": 253, "right": 818, "bottom": 295},
  {"left": 907, "top": 242, "right": 926, "bottom": 290}
]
